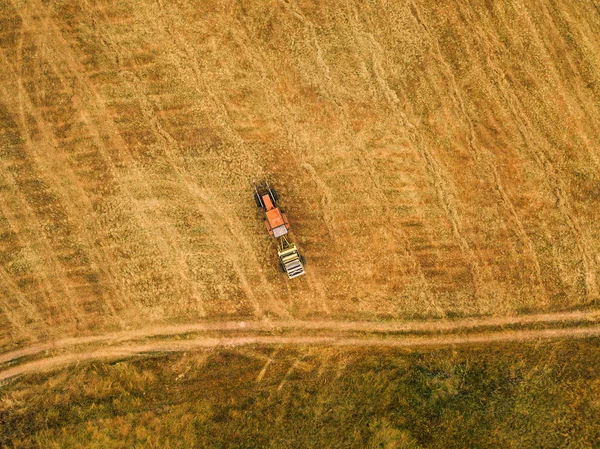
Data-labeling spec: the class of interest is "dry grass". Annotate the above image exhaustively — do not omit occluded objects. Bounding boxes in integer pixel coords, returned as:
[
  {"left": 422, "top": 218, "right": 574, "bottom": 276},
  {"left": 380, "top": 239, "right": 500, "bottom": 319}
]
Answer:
[
  {"left": 0, "top": 0, "right": 600, "bottom": 347},
  {"left": 2, "top": 340, "right": 600, "bottom": 448}
]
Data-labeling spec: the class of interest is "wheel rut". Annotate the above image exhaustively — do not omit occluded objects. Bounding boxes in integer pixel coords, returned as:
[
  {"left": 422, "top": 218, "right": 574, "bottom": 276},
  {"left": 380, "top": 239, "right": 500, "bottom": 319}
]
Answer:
[{"left": 2, "top": 309, "right": 600, "bottom": 382}]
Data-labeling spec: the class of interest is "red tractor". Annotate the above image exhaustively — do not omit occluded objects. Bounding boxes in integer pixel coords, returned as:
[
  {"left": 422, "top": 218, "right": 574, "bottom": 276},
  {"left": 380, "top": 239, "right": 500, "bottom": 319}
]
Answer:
[
  {"left": 253, "top": 180, "right": 290, "bottom": 238},
  {"left": 253, "top": 180, "right": 305, "bottom": 279}
]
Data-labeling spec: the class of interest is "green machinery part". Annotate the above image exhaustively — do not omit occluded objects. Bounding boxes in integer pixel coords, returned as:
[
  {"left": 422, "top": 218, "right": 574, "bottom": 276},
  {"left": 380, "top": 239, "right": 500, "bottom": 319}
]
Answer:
[{"left": 277, "top": 236, "right": 305, "bottom": 279}]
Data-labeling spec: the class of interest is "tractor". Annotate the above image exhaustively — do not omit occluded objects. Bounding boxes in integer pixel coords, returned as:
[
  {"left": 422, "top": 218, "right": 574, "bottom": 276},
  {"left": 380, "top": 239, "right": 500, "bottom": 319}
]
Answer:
[
  {"left": 253, "top": 180, "right": 306, "bottom": 279},
  {"left": 253, "top": 180, "right": 290, "bottom": 238}
]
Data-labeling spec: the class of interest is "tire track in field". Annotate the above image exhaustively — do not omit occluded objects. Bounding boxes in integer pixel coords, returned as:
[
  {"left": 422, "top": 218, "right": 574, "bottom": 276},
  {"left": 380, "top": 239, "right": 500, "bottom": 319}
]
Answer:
[
  {"left": 5, "top": 3, "right": 159, "bottom": 319},
  {"left": 537, "top": 1, "right": 600, "bottom": 173},
  {"left": 23, "top": 0, "right": 218, "bottom": 317},
  {"left": 2, "top": 314, "right": 600, "bottom": 382},
  {"left": 0, "top": 55, "right": 89, "bottom": 327},
  {"left": 338, "top": 2, "right": 484, "bottom": 304},
  {"left": 0, "top": 39, "right": 130, "bottom": 321},
  {"left": 498, "top": 3, "right": 599, "bottom": 302},
  {"left": 338, "top": 11, "right": 439, "bottom": 311},
  {"left": 282, "top": 0, "right": 331, "bottom": 81},
  {"left": 0, "top": 160, "right": 68, "bottom": 327},
  {"left": 409, "top": 1, "right": 546, "bottom": 300},
  {"left": 276, "top": 2, "right": 436, "bottom": 312},
  {"left": 133, "top": 3, "right": 270, "bottom": 317},
  {"left": 141, "top": 0, "right": 297, "bottom": 317},
  {"left": 491, "top": 64, "right": 598, "bottom": 303},
  {"left": 102, "top": 63, "right": 214, "bottom": 316},
  {"left": 276, "top": 3, "right": 354, "bottom": 240},
  {"left": 227, "top": 4, "right": 338, "bottom": 314},
  {"left": 0, "top": 266, "right": 32, "bottom": 337},
  {"left": 394, "top": 3, "right": 485, "bottom": 303}
]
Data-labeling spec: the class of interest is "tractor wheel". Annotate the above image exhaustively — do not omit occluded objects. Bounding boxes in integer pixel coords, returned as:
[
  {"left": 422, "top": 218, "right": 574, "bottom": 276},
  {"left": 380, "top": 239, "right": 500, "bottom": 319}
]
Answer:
[
  {"left": 270, "top": 188, "right": 279, "bottom": 202},
  {"left": 254, "top": 193, "right": 262, "bottom": 208},
  {"left": 300, "top": 255, "right": 306, "bottom": 265},
  {"left": 279, "top": 261, "right": 286, "bottom": 273}
]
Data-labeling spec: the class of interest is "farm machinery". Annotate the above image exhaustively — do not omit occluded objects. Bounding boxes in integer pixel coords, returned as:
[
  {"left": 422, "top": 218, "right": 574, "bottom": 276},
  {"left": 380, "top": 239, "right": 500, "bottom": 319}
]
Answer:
[
  {"left": 277, "top": 236, "right": 306, "bottom": 279},
  {"left": 254, "top": 180, "right": 305, "bottom": 279},
  {"left": 254, "top": 181, "right": 290, "bottom": 238}
]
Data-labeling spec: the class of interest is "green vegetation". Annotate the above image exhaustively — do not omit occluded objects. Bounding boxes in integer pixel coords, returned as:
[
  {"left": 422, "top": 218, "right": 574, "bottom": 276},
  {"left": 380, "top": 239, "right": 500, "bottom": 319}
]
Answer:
[{"left": 2, "top": 339, "right": 600, "bottom": 448}]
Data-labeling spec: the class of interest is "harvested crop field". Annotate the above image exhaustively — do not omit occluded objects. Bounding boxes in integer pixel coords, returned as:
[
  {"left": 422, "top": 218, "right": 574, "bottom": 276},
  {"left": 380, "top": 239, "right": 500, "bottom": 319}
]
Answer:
[{"left": 1, "top": 0, "right": 600, "bottom": 350}]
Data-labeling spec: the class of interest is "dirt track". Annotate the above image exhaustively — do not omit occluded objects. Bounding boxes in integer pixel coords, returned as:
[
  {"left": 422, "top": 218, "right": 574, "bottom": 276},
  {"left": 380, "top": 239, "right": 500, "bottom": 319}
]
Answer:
[{"left": 2, "top": 309, "right": 600, "bottom": 382}]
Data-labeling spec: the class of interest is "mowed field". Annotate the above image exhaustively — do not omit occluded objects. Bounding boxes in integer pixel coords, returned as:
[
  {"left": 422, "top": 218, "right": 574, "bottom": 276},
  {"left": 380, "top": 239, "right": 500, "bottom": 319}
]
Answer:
[
  {"left": 4, "top": 339, "right": 600, "bottom": 447},
  {"left": 1, "top": 0, "right": 600, "bottom": 348}
]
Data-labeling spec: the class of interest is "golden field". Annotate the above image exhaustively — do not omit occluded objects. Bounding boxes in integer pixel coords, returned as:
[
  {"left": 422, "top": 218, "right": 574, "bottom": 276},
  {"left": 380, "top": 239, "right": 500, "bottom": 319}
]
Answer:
[
  {"left": 2, "top": 1, "right": 600, "bottom": 446},
  {"left": 0, "top": 0, "right": 600, "bottom": 348}
]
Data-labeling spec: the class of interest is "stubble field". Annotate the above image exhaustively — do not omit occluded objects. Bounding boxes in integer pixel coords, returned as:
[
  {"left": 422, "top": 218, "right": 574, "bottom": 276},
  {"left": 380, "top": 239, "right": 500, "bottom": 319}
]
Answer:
[
  {"left": 2, "top": 1, "right": 600, "bottom": 447},
  {"left": 1, "top": 0, "right": 600, "bottom": 349}
]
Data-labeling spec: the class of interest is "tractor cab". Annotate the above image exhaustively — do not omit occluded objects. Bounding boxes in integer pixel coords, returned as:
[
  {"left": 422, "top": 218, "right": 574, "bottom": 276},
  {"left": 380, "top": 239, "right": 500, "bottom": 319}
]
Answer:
[{"left": 254, "top": 181, "right": 290, "bottom": 237}]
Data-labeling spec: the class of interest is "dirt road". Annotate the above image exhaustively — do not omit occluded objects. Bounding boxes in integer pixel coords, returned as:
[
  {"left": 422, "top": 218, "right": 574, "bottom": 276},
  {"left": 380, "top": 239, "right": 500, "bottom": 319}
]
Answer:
[{"left": 2, "top": 309, "right": 600, "bottom": 382}]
